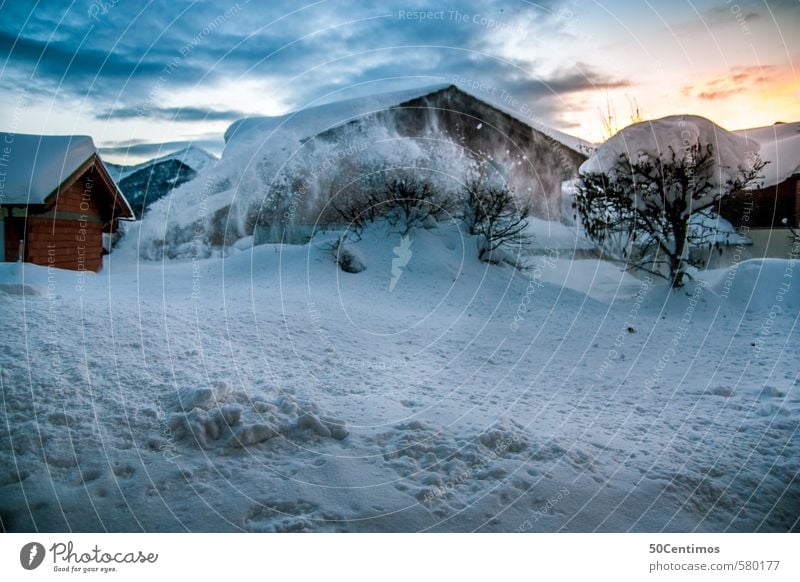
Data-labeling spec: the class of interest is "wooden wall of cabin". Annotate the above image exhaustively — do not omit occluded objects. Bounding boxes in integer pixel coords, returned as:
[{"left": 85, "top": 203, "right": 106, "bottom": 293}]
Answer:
[
  {"left": 722, "top": 177, "right": 799, "bottom": 229},
  {"left": 23, "top": 171, "right": 106, "bottom": 272}
]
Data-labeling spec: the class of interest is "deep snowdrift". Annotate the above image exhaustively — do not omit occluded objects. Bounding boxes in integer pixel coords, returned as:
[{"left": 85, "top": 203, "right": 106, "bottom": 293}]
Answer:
[{"left": 0, "top": 223, "right": 797, "bottom": 532}]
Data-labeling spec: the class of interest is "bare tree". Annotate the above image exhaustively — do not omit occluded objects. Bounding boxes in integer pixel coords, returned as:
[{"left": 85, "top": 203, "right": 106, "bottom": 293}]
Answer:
[{"left": 576, "top": 141, "right": 766, "bottom": 288}]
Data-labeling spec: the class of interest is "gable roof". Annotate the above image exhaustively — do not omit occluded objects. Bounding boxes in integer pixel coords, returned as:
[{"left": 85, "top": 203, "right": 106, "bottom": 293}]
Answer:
[
  {"left": 0, "top": 133, "right": 133, "bottom": 218},
  {"left": 223, "top": 83, "right": 588, "bottom": 154},
  {"left": 733, "top": 121, "right": 800, "bottom": 188}
]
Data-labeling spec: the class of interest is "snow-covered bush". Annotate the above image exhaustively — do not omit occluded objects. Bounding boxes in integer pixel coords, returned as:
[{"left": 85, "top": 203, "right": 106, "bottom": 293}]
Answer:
[
  {"left": 332, "top": 238, "right": 367, "bottom": 273},
  {"left": 576, "top": 116, "right": 766, "bottom": 288}
]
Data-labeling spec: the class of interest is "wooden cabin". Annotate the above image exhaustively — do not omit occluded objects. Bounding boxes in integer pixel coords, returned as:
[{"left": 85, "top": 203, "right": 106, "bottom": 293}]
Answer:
[{"left": 0, "top": 133, "right": 133, "bottom": 271}]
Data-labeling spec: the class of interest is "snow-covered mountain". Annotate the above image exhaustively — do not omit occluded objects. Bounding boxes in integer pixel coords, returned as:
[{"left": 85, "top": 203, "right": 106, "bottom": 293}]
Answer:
[{"left": 104, "top": 146, "right": 217, "bottom": 218}]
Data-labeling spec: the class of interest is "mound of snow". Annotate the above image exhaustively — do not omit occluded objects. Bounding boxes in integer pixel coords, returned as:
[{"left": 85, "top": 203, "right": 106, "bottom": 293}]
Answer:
[
  {"left": 523, "top": 215, "right": 596, "bottom": 251},
  {"left": 372, "top": 418, "right": 531, "bottom": 507},
  {"left": 0, "top": 283, "right": 47, "bottom": 297},
  {"left": 169, "top": 384, "right": 348, "bottom": 450},
  {"left": 581, "top": 115, "right": 760, "bottom": 189},
  {"left": 168, "top": 405, "right": 244, "bottom": 449},
  {"left": 0, "top": 262, "right": 84, "bottom": 296},
  {"left": 709, "top": 259, "right": 800, "bottom": 311},
  {"left": 233, "top": 236, "right": 254, "bottom": 251},
  {"left": 335, "top": 241, "right": 367, "bottom": 273},
  {"left": 176, "top": 381, "right": 232, "bottom": 411}
]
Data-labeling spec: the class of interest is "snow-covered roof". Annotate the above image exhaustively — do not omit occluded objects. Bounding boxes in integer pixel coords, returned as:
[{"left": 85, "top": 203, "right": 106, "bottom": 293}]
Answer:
[
  {"left": 224, "top": 84, "right": 451, "bottom": 145},
  {"left": 224, "top": 83, "right": 587, "bottom": 154},
  {"left": 0, "top": 133, "right": 95, "bottom": 204},
  {"left": 0, "top": 132, "right": 134, "bottom": 219},
  {"left": 733, "top": 121, "right": 800, "bottom": 188}
]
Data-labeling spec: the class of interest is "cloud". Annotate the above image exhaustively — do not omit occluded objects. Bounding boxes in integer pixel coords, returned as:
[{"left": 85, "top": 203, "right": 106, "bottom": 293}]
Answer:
[
  {"left": 0, "top": 27, "right": 164, "bottom": 84},
  {"left": 507, "top": 67, "right": 630, "bottom": 98},
  {"left": 2, "top": 0, "right": 636, "bottom": 155},
  {"left": 683, "top": 65, "right": 776, "bottom": 101},
  {"left": 1, "top": 1, "right": 578, "bottom": 108}
]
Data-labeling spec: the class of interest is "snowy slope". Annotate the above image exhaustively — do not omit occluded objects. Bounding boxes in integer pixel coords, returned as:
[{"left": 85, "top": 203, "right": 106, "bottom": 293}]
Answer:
[{"left": 0, "top": 221, "right": 797, "bottom": 532}]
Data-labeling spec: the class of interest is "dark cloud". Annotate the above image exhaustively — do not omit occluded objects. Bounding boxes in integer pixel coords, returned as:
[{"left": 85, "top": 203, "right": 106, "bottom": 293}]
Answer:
[
  {"left": 96, "top": 105, "right": 251, "bottom": 122},
  {"left": 506, "top": 68, "right": 630, "bottom": 98},
  {"left": 1, "top": 27, "right": 152, "bottom": 72}
]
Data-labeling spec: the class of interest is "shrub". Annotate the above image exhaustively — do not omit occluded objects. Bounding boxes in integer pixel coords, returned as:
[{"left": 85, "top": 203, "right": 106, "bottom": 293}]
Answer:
[
  {"left": 332, "top": 176, "right": 450, "bottom": 237},
  {"left": 576, "top": 141, "right": 765, "bottom": 288},
  {"left": 463, "top": 179, "right": 531, "bottom": 262}
]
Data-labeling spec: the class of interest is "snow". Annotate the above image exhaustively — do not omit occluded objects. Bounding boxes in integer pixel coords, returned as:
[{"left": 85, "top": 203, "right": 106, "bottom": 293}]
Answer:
[
  {"left": 707, "top": 258, "right": 800, "bottom": 311},
  {"left": 580, "top": 115, "right": 760, "bottom": 189},
  {"left": 523, "top": 216, "right": 596, "bottom": 252},
  {"left": 733, "top": 121, "right": 800, "bottom": 188},
  {"left": 0, "top": 133, "right": 97, "bottom": 204},
  {"left": 224, "top": 84, "right": 453, "bottom": 145},
  {"left": 0, "top": 219, "right": 797, "bottom": 533},
  {"left": 224, "top": 83, "right": 585, "bottom": 155}
]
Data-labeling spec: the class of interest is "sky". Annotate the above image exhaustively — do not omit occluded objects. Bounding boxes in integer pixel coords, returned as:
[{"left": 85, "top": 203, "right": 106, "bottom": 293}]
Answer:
[{"left": 0, "top": 0, "right": 798, "bottom": 164}]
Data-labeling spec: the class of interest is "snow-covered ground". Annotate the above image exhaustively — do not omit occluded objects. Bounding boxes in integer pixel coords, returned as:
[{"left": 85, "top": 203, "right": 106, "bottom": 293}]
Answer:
[{"left": 1, "top": 221, "right": 798, "bottom": 532}]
